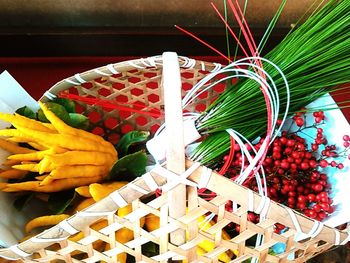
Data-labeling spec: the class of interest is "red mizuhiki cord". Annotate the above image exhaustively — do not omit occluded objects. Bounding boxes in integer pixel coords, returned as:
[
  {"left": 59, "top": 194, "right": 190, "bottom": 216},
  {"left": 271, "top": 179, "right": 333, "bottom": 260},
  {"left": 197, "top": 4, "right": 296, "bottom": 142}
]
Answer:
[
  {"left": 225, "top": 0, "right": 273, "bottom": 171},
  {"left": 218, "top": 136, "right": 236, "bottom": 175},
  {"left": 176, "top": 2, "right": 274, "bottom": 177},
  {"left": 59, "top": 93, "right": 163, "bottom": 118},
  {"left": 174, "top": 25, "right": 232, "bottom": 64}
]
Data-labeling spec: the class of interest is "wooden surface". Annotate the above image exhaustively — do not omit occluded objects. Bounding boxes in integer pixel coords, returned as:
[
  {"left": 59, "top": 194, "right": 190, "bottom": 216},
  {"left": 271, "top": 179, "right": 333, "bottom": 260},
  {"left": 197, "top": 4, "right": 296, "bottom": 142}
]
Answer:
[
  {"left": 0, "top": 0, "right": 321, "bottom": 57},
  {"left": 0, "top": 0, "right": 319, "bottom": 28}
]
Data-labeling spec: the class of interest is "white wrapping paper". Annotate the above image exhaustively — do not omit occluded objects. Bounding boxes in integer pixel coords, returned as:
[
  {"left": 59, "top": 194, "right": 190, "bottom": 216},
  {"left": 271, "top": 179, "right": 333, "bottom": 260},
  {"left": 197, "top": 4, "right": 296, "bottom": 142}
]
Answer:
[
  {"left": 0, "top": 71, "right": 39, "bottom": 247},
  {"left": 284, "top": 94, "right": 350, "bottom": 228}
]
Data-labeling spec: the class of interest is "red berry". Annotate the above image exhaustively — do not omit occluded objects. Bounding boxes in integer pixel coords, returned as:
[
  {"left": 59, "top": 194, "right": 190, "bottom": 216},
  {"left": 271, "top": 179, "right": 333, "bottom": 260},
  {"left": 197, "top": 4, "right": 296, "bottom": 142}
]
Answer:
[
  {"left": 235, "top": 225, "right": 240, "bottom": 232},
  {"left": 309, "top": 159, "right": 317, "bottom": 168},
  {"left": 343, "top": 135, "right": 350, "bottom": 141},
  {"left": 288, "top": 197, "right": 296, "bottom": 205},
  {"left": 315, "top": 117, "right": 323, "bottom": 123},
  {"left": 313, "top": 184, "right": 323, "bottom": 192},
  {"left": 288, "top": 191, "right": 296, "bottom": 197},
  {"left": 297, "top": 186, "right": 304, "bottom": 193},
  {"left": 280, "top": 161, "right": 290, "bottom": 170},
  {"left": 272, "top": 152, "right": 281, "bottom": 160},
  {"left": 320, "top": 173, "right": 328, "bottom": 180},
  {"left": 337, "top": 163, "right": 344, "bottom": 169},
  {"left": 280, "top": 137, "right": 288, "bottom": 145},
  {"left": 311, "top": 144, "right": 319, "bottom": 151},
  {"left": 301, "top": 162, "right": 310, "bottom": 170},
  {"left": 273, "top": 177, "right": 280, "bottom": 184},
  {"left": 307, "top": 194, "right": 316, "bottom": 202},
  {"left": 284, "top": 147, "right": 293, "bottom": 155},
  {"left": 273, "top": 145, "right": 281, "bottom": 152},
  {"left": 297, "top": 195, "right": 307, "bottom": 204},
  {"left": 313, "top": 204, "right": 321, "bottom": 213},
  {"left": 287, "top": 139, "right": 295, "bottom": 147},
  {"left": 295, "top": 117, "right": 304, "bottom": 127},
  {"left": 318, "top": 211, "right": 327, "bottom": 220},
  {"left": 291, "top": 179, "right": 299, "bottom": 186},
  {"left": 308, "top": 210, "right": 317, "bottom": 219},
  {"left": 320, "top": 203, "right": 330, "bottom": 212},
  {"left": 319, "top": 159, "right": 328, "bottom": 168},
  {"left": 247, "top": 213, "right": 256, "bottom": 222}
]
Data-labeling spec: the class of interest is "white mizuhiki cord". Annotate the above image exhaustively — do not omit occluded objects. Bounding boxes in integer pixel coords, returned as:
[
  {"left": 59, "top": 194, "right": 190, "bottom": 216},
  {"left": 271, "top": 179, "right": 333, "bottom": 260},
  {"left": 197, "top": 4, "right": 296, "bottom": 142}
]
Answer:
[
  {"left": 93, "top": 68, "right": 111, "bottom": 76},
  {"left": 285, "top": 207, "right": 303, "bottom": 234},
  {"left": 225, "top": 56, "right": 290, "bottom": 142},
  {"left": 200, "top": 61, "right": 206, "bottom": 71},
  {"left": 128, "top": 61, "right": 146, "bottom": 69},
  {"left": 226, "top": 129, "right": 267, "bottom": 197},
  {"left": 210, "top": 63, "right": 222, "bottom": 72},
  {"left": 74, "top": 73, "right": 86, "bottom": 84},
  {"left": 140, "top": 57, "right": 154, "bottom": 68},
  {"left": 183, "top": 68, "right": 276, "bottom": 128},
  {"left": 145, "top": 56, "right": 157, "bottom": 67},
  {"left": 195, "top": 69, "right": 277, "bottom": 133},
  {"left": 43, "top": 91, "right": 57, "bottom": 100},
  {"left": 199, "top": 213, "right": 216, "bottom": 232},
  {"left": 182, "top": 57, "right": 290, "bottom": 141},
  {"left": 179, "top": 56, "right": 196, "bottom": 69},
  {"left": 106, "top": 64, "right": 119, "bottom": 74},
  {"left": 151, "top": 114, "right": 201, "bottom": 165},
  {"left": 64, "top": 73, "right": 86, "bottom": 86},
  {"left": 64, "top": 78, "right": 80, "bottom": 86}
]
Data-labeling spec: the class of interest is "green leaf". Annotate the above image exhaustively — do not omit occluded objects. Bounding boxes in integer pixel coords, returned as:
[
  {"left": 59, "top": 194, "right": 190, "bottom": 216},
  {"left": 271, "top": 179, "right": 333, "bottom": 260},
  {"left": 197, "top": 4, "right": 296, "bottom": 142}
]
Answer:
[
  {"left": 15, "top": 106, "right": 36, "bottom": 119},
  {"left": 68, "top": 113, "right": 90, "bottom": 130},
  {"left": 48, "top": 189, "right": 76, "bottom": 214},
  {"left": 38, "top": 102, "right": 70, "bottom": 124},
  {"left": 108, "top": 151, "right": 147, "bottom": 181},
  {"left": 52, "top": 98, "right": 76, "bottom": 113},
  {"left": 13, "top": 193, "right": 34, "bottom": 211},
  {"left": 117, "top": 131, "right": 150, "bottom": 157}
]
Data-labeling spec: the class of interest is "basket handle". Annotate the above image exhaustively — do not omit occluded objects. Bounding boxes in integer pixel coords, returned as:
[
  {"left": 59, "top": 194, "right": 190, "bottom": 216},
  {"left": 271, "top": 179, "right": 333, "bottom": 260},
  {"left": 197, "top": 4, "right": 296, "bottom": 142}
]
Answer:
[{"left": 162, "top": 52, "right": 187, "bottom": 245}]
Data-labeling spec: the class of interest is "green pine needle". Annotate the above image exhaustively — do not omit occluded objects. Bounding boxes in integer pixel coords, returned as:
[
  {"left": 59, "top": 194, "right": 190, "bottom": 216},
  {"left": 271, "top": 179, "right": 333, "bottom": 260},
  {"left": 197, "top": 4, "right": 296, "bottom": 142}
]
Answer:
[{"left": 193, "top": 0, "right": 350, "bottom": 164}]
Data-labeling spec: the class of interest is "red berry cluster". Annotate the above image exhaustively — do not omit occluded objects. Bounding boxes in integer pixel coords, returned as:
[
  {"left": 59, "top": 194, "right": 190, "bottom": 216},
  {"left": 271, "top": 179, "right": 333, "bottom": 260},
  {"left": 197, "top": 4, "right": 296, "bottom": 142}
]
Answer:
[{"left": 223, "top": 110, "right": 348, "bottom": 226}]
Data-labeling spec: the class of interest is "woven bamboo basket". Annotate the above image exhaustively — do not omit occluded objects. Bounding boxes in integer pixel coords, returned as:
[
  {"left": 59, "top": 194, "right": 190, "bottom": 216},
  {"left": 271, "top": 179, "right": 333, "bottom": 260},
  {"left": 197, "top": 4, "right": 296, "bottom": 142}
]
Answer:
[{"left": 0, "top": 52, "right": 348, "bottom": 263}]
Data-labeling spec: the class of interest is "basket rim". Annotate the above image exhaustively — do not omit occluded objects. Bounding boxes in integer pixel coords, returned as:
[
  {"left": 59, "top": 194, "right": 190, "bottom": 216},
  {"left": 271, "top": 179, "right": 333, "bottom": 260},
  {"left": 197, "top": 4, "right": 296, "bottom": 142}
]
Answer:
[{"left": 40, "top": 55, "right": 224, "bottom": 103}]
